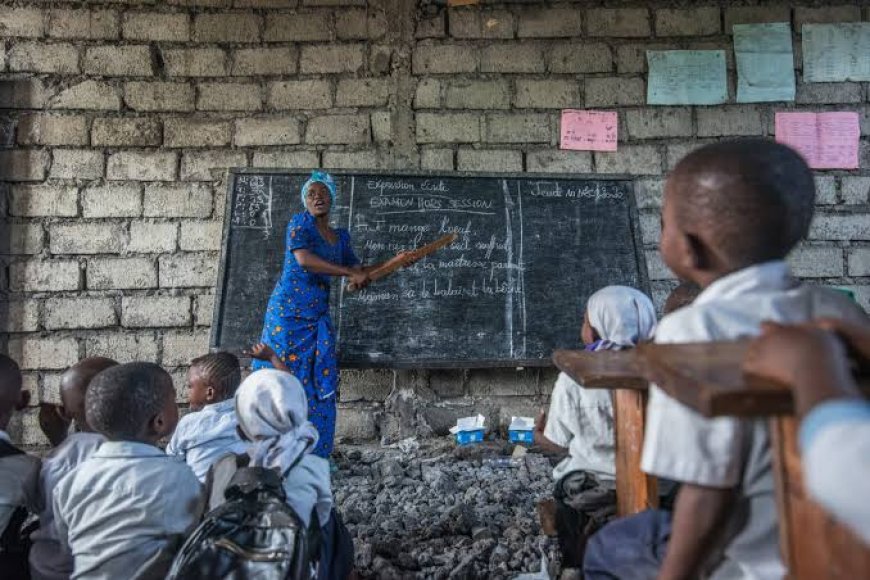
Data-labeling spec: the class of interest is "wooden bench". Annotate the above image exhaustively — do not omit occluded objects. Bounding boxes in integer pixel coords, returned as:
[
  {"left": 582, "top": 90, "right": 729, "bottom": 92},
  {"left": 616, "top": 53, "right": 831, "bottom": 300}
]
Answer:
[{"left": 554, "top": 342, "right": 870, "bottom": 579}]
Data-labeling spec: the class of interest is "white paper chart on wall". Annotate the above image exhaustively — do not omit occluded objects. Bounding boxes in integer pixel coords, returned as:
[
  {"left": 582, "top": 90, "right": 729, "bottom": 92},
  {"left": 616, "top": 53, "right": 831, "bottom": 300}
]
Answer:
[{"left": 232, "top": 174, "right": 273, "bottom": 231}]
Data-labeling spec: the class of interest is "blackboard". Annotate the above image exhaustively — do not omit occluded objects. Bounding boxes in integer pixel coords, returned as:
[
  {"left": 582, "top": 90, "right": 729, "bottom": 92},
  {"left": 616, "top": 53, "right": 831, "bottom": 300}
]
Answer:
[{"left": 212, "top": 170, "right": 648, "bottom": 368}]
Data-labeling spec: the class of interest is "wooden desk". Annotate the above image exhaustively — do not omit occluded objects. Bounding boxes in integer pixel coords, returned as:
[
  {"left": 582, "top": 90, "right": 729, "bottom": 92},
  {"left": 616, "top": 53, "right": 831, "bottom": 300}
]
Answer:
[{"left": 555, "top": 342, "right": 870, "bottom": 579}]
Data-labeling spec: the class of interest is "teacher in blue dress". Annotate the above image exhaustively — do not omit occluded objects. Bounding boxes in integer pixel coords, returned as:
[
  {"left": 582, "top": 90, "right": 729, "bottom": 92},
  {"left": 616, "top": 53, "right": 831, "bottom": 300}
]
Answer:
[{"left": 252, "top": 171, "right": 369, "bottom": 458}]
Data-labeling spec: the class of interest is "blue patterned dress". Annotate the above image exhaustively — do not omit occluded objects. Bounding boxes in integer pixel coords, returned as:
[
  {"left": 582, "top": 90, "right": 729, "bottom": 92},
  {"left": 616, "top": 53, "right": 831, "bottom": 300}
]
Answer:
[{"left": 253, "top": 211, "right": 359, "bottom": 457}]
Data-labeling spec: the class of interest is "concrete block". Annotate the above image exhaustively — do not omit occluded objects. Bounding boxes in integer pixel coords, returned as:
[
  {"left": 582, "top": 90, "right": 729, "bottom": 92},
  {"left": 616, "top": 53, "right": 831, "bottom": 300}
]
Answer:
[
  {"left": 517, "top": 8, "right": 582, "bottom": 38},
  {"left": 9, "top": 42, "right": 79, "bottom": 74},
  {"left": 264, "top": 12, "right": 331, "bottom": 42},
  {"left": 197, "top": 82, "right": 261, "bottom": 111},
  {"left": 235, "top": 117, "right": 301, "bottom": 146},
  {"left": 467, "top": 368, "right": 538, "bottom": 397},
  {"left": 232, "top": 47, "right": 297, "bottom": 76},
  {"left": 486, "top": 113, "right": 550, "bottom": 143},
  {"left": 848, "top": 248, "right": 870, "bottom": 276},
  {"left": 85, "top": 332, "right": 159, "bottom": 363},
  {"left": 49, "top": 80, "right": 120, "bottom": 111},
  {"left": 595, "top": 144, "right": 662, "bottom": 175},
  {"left": 144, "top": 184, "right": 212, "bottom": 218},
  {"left": 129, "top": 221, "right": 178, "bottom": 253},
  {"left": 92, "top": 117, "right": 161, "bottom": 147},
  {"left": 444, "top": 79, "right": 510, "bottom": 109},
  {"left": 50, "top": 222, "right": 127, "bottom": 255},
  {"left": 300, "top": 44, "right": 364, "bottom": 74},
  {"left": 125, "top": 81, "right": 195, "bottom": 112},
  {"left": 416, "top": 112, "right": 480, "bottom": 144},
  {"left": 335, "top": 8, "right": 385, "bottom": 41},
  {"left": 428, "top": 369, "right": 465, "bottom": 399},
  {"left": 796, "top": 82, "right": 863, "bottom": 104},
  {"left": 0, "top": 150, "right": 49, "bottom": 181},
  {"left": 181, "top": 150, "right": 247, "bottom": 181},
  {"left": 794, "top": 6, "right": 861, "bottom": 28},
  {"left": 321, "top": 151, "right": 381, "bottom": 170},
  {"left": 50, "top": 149, "right": 104, "bottom": 180},
  {"left": 449, "top": 8, "right": 514, "bottom": 39},
  {"left": 814, "top": 176, "right": 838, "bottom": 205},
  {"left": 665, "top": 141, "right": 709, "bottom": 170},
  {"left": 0, "top": 301, "right": 39, "bottom": 333},
  {"left": 10, "top": 260, "right": 79, "bottom": 292},
  {"left": 841, "top": 176, "right": 870, "bottom": 205},
  {"left": 587, "top": 8, "right": 650, "bottom": 38},
  {"left": 159, "top": 253, "right": 218, "bottom": 288},
  {"left": 585, "top": 77, "right": 645, "bottom": 107},
  {"left": 1, "top": 78, "right": 47, "bottom": 109},
  {"left": 0, "top": 7, "right": 46, "bottom": 37},
  {"left": 645, "top": 250, "right": 675, "bottom": 280},
  {"left": 413, "top": 44, "right": 477, "bottom": 74},
  {"left": 526, "top": 150, "right": 592, "bottom": 173},
  {"left": 123, "top": 11, "right": 189, "bottom": 41},
  {"left": 251, "top": 150, "right": 319, "bottom": 169},
  {"left": 336, "top": 78, "right": 390, "bottom": 108},
  {"left": 107, "top": 151, "right": 177, "bottom": 181},
  {"left": 420, "top": 149, "right": 453, "bottom": 171},
  {"left": 1, "top": 224, "right": 45, "bottom": 256},
  {"left": 193, "top": 12, "right": 261, "bottom": 43},
  {"left": 655, "top": 7, "right": 721, "bottom": 37},
  {"left": 809, "top": 212, "right": 870, "bottom": 241},
  {"left": 10, "top": 185, "right": 78, "bottom": 217},
  {"left": 122, "top": 296, "right": 192, "bottom": 328},
  {"left": 49, "top": 9, "right": 118, "bottom": 39},
  {"left": 340, "top": 369, "right": 393, "bottom": 402},
  {"left": 83, "top": 45, "right": 153, "bottom": 76},
  {"left": 87, "top": 257, "right": 156, "bottom": 290},
  {"left": 305, "top": 114, "right": 369, "bottom": 145},
  {"left": 16, "top": 114, "right": 88, "bottom": 146},
  {"left": 163, "top": 330, "right": 211, "bottom": 367},
  {"left": 514, "top": 79, "right": 580, "bottom": 109},
  {"left": 616, "top": 43, "right": 668, "bottom": 74},
  {"left": 697, "top": 106, "right": 765, "bottom": 137},
  {"left": 626, "top": 108, "right": 693, "bottom": 139},
  {"left": 180, "top": 221, "right": 223, "bottom": 252},
  {"left": 414, "top": 78, "right": 441, "bottom": 109},
  {"left": 640, "top": 210, "right": 661, "bottom": 244},
  {"left": 480, "top": 43, "right": 545, "bottom": 73},
  {"left": 164, "top": 118, "right": 231, "bottom": 148},
  {"left": 45, "top": 297, "right": 116, "bottom": 330},
  {"left": 370, "top": 112, "right": 391, "bottom": 143},
  {"left": 162, "top": 48, "right": 227, "bottom": 77},
  {"left": 268, "top": 80, "right": 332, "bottom": 110},
  {"left": 724, "top": 6, "right": 792, "bottom": 32},
  {"left": 549, "top": 43, "right": 612, "bottom": 73},
  {"left": 8, "top": 337, "right": 79, "bottom": 371},
  {"left": 194, "top": 293, "right": 214, "bottom": 326},
  {"left": 788, "top": 246, "right": 845, "bottom": 278},
  {"left": 457, "top": 149, "right": 522, "bottom": 172},
  {"left": 335, "top": 406, "right": 380, "bottom": 442}
]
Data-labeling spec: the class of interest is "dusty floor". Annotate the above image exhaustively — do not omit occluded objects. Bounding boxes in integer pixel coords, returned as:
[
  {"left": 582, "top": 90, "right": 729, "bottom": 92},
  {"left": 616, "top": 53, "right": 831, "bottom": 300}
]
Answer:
[{"left": 333, "top": 439, "right": 563, "bottom": 580}]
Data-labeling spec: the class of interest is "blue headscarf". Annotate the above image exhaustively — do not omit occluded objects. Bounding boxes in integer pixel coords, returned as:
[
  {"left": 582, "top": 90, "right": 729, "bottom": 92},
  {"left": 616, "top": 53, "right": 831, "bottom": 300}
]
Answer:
[{"left": 300, "top": 171, "right": 337, "bottom": 205}]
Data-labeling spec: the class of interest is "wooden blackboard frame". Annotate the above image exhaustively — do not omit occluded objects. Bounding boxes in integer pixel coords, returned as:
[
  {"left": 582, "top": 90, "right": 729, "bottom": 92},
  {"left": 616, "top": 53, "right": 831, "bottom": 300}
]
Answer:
[{"left": 211, "top": 168, "right": 650, "bottom": 369}]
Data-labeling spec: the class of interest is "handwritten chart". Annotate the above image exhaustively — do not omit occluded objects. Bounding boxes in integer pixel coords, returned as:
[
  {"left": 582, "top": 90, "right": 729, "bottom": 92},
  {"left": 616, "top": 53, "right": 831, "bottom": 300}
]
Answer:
[
  {"left": 647, "top": 50, "right": 728, "bottom": 105},
  {"left": 775, "top": 111, "right": 860, "bottom": 170},
  {"left": 734, "top": 23, "right": 795, "bottom": 103},
  {"left": 803, "top": 23, "right": 870, "bottom": 82},
  {"left": 560, "top": 110, "right": 618, "bottom": 152}
]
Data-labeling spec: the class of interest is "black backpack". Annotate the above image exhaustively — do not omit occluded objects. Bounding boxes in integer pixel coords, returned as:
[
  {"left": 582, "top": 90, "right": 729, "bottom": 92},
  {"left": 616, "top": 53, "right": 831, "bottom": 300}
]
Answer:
[
  {"left": 167, "top": 466, "right": 319, "bottom": 580},
  {"left": 0, "top": 440, "right": 36, "bottom": 580}
]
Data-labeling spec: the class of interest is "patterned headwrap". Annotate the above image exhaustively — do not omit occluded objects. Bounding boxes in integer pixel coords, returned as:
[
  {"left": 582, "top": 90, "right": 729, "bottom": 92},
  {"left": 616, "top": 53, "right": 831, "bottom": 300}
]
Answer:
[{"left": 300, "top": 170, "right": 337, "bottom": 205}]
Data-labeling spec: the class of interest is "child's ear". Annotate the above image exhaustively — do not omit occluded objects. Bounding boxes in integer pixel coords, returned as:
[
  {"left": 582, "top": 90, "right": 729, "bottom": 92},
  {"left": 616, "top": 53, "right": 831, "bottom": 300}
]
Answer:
[
  {"left": 16, "top": 390, "right": 31, "bottom": 411},
  {"left": 206, "top": 386, "right": 216, "bottom": 402},
  {"left": 686, "top": 232, "right": 714, "bottom": 272}
]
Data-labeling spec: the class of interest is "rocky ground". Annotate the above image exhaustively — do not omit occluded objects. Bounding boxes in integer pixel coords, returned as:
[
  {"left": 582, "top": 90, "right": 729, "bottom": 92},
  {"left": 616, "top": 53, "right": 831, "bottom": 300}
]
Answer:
[{"left": 333, "top": 439, "right": 563, "bottom": 580}]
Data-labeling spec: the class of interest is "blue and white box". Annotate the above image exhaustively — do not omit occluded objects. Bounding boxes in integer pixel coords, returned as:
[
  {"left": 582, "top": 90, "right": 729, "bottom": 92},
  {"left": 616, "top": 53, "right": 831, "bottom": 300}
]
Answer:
[
  {"left": 508, "top": 416, "right": 535, "bottom": 445},
  {"left": 450, "top": 414, "right": 486, "bottom": 446}
]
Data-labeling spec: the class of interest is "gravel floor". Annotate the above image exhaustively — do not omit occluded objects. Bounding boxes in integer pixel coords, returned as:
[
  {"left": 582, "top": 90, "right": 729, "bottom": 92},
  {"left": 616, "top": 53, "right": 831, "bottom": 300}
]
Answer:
[{"left": 333, "top": 439, "right": 562, "bottom": 579}]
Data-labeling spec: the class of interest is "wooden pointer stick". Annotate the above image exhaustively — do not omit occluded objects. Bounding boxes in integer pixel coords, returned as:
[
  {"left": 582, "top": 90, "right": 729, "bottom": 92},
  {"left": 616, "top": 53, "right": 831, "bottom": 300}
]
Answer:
[{"left": 346, "top": 233, "right": 458, "bottom": 292}]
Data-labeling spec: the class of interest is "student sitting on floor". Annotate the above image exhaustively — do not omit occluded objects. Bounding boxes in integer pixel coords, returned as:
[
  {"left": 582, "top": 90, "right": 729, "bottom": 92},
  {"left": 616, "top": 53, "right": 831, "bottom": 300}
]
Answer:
[
  {"left": 53, "top": 363, "right": 203, "bottom": 580},
  {"left": 533, "top": 285, "right": 657, "bottom": 568},
  {"left": 663, "top": 280, "right": 701, "bottom": 315},
  {"left": 0, "top": 354, "right": 41, "bottom": 578},
  {"left": 584, "top": 138, "right": 869, "bottom": 580},
  {"left": 166, "top": 352, "right": 247, "bottom": 482},
  {"left": 744, "top": 317, "right": 870, "bottom": 545},
  {"left": 30, "top": 357, "right": 117, "bottom": 580},
  {"left": 234, "top": 369, "right": 354, "bottom": 580}
]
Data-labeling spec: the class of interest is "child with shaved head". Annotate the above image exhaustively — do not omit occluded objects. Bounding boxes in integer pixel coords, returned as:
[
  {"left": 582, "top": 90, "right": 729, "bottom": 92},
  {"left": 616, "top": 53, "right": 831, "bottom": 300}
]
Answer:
[
  {"left": 30, "top": 357, "right": 116, "bottom": 580},
  {"left": 584, "top": 139, "right": 869, "bottom": 580},
  {"left": 53, "top": 363, "right": 202, "bottom": 580}
]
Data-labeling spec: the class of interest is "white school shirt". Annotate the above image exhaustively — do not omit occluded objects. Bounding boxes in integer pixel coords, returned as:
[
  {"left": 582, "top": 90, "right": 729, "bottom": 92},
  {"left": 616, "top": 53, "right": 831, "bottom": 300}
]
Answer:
[
  {"left": 641, "top": 260, "right": 867, "bottom": 580},
  {"left": 544, "top": 372, "right": 615, "bottom": 483},
  {"left": 0, "top": 430, "right": 41, "bottom": 535},
  {"left": 53, "top": 440, "right": 203, "bottom": 580},
  {"left": 799, "top": 400, "right": 870, "bottom": 544},
  {"left": 166, "top": 399, "right": 248, "bottom": 482},
  {"left": 29, "top": 431, "right": 105, "bottom": 580}
]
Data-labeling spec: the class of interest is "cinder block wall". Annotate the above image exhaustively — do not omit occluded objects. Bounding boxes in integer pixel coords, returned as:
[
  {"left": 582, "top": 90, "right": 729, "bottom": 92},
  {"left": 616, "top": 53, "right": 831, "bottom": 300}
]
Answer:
[{"left": 1, "top": 1, "right": 868, "bottom": 447}]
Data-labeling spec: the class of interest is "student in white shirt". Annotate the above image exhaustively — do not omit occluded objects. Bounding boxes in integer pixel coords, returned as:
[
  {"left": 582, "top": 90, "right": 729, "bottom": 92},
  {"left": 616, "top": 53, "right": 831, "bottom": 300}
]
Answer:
[
  {"left": 584, "top": 139, "right": 869, "bottom": 580},
  {"left": 53, "top": 362, "right": 203, "bottom": 580},
  {"left": 744, "top": 318, "right": 870, "bottom": 545},
  {"left": 29, "top": 357, "right": 117, "bottom": 580},
  {"left": 0, "top": 354, "right": 41, "bottom": 577},
  {"left": 166, "top": 352, "right": 247, "bottom": 482}
]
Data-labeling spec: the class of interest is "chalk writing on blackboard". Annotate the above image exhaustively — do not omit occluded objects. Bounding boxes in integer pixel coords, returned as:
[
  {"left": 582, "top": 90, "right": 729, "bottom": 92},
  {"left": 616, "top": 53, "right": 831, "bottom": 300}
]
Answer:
[{"left": 232, "top": 175, "right": 273, "bottom": 230}]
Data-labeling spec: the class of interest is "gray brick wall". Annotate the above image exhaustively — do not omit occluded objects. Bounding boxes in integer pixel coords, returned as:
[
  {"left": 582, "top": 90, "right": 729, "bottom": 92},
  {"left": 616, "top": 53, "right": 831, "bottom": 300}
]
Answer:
[{"left": 1, "top": 0, "right": 868, "bottom": 447}]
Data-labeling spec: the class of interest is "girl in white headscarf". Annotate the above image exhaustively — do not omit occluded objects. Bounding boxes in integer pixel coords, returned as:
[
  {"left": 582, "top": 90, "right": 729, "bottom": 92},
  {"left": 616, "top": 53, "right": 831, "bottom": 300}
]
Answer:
[
  {"left": 534, "top": 285, "right": 657, "bottom": 483},
  {"left": 235, "top": 369, "right": 353, "bottom": 579}
]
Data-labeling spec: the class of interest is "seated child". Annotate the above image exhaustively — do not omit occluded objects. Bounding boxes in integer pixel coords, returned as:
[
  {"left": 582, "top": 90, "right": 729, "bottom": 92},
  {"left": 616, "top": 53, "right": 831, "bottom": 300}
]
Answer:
[
  {"left": 584, "top": 138, "right": 869, "bottom": 580},
  {"left": 235, "top": 369, "right": 354, "bottom": 580},
  {"left": 30, "top": 357, "right": 117, "bottom": 580},
  {"left": 53, "top": 362, "right": 203, "bottom": 580},
  {"left": 744, "top": 318, "right": 870, "bottom": 544},
  {"left": 166, "top": 352, "right": 247, "bottom": 482},
  {"left": 663, "top": 280, "right": 701, "bottom": 315},
  {"left": 0, "top": 354, "right": 41, "bottom": 577}
]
